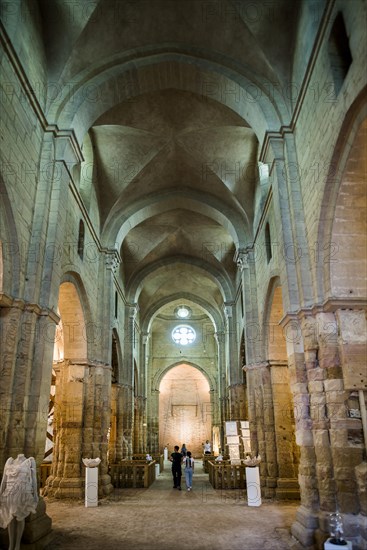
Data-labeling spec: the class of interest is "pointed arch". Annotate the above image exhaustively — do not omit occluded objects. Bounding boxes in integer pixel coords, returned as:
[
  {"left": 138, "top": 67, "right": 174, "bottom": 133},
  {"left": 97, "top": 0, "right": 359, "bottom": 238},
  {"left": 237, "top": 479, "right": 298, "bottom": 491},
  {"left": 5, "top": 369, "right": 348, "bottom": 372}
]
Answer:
[
  {"left": 58, "top": 272, "right": 94, "bottom": 362},
  {"left": 316, "top": 87, "right": 367, "bottom": 302}
]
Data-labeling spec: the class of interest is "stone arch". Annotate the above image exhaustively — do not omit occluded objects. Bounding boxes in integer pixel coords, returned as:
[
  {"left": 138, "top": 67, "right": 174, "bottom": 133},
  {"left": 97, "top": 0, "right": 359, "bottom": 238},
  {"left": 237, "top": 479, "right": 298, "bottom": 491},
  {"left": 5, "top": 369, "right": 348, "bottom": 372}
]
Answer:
[
  {"left": 127, "top": 256, "right": 234, "bottom": 304},
  {"left": 0, "top": 177, "right": 20, "bottom": 296},
  {"left": 57, "top": 275, "right": 90, "bottom": 362},
  {"left": 260, "top": 276, "right": 300, "bottom": 498},
  {"left": 105, "top": 189, "right": 249, "bottom": 251},
  {"left": 52, "top": 52, "right": 288, "bottom": 143},
  {"left": 264, "top": 278, "right": 287, "bottom": 362},
  {"left": 330, "top": 116, "right": 367, "bottom": 298},
  {"left": 157, "top": 362, "right": 213, "bottom": 456},
  {"left": 317, "top": 88, "right": 367, "bottom": 302},
  {"left": 142, "top": 293, "right": 223, "bottom": 336},
  {"left": 153, "top": 360, "right": 215, "bottom": 393}
]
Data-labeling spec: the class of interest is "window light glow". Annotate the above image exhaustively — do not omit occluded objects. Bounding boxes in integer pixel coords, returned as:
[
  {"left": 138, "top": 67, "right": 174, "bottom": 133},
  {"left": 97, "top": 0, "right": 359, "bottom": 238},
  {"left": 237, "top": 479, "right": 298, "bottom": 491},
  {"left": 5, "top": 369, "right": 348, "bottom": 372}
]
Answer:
[{"left": 171, "top": 325, "right": 196, "bottom": 345}]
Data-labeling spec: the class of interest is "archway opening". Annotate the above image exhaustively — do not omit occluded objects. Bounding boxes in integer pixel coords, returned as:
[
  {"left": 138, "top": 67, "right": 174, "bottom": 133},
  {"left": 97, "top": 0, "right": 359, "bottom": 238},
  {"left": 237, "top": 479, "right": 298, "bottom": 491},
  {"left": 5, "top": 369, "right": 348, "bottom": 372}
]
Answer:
[
  {"left": 330, "top": 117, "right": 367, "bottom": 297},
  {"left": 43, "top": 281, "right": 88, "bottom": 498},
  {"left": 266, "top": 284, "right": 299, "bottom": 498},
  {"left": 159, "top": 364, "right": 211, "bottom": 456}
]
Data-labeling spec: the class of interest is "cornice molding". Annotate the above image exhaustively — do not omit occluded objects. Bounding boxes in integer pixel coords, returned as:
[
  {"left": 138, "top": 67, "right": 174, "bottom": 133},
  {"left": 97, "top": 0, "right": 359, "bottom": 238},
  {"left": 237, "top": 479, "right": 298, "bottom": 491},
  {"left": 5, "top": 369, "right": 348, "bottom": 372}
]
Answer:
[
  {"left": 280, "top": 297, "right": 367, "bottom": 326},
  {"left": 0, "top": 293, "right": 60, "bottom": 323},
  {"left": 243, "top": 361, "right": 269, "bottom": 371}
]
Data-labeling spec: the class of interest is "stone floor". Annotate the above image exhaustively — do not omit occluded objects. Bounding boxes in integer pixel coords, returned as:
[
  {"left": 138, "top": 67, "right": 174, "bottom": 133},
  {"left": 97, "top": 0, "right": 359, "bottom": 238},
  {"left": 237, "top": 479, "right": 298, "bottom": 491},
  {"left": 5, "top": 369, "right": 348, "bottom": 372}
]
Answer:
[{"left": 40, "top": 461, "right": 301, "bottom": 550}]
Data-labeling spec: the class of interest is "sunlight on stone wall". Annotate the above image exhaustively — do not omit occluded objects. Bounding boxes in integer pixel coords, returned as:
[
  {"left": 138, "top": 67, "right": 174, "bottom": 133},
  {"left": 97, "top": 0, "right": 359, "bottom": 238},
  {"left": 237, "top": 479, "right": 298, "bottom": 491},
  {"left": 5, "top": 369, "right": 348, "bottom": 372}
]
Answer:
[{"left": 159, "top": 364, "right": 211, "bottom": 456}]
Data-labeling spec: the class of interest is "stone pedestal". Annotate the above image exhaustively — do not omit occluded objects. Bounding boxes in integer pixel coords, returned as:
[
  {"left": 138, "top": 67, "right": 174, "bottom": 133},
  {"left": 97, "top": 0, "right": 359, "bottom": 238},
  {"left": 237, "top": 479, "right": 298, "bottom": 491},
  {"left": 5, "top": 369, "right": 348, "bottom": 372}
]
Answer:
[
  {"left": 85, "top": 468, "right": 98, "bottom": 507},
  {"left": 0, "top": 498, "right": 54, "bottom": 550},
  {"left": 164, "top": 447, "right": 168, "bottom": 461},
  {"left": 246, "top": 466, "right": 261, "bottom": 507},
  {"left": 324, "top": 539, "right": 352, "bottom": 550}
]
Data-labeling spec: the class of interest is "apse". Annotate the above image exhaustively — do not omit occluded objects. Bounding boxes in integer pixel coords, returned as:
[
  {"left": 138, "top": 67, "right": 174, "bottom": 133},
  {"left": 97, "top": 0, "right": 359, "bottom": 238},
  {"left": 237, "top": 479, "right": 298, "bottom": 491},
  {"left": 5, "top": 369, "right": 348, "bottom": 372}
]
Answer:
[{"left": 159, "top": 364, "right": 211, "bottom": 456}]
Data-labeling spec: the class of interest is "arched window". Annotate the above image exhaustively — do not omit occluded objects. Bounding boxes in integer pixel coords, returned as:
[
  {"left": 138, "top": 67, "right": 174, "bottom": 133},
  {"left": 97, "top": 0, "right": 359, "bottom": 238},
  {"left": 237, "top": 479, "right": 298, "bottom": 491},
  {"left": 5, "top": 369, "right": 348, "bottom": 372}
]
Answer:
[
  {"left": 265, "top": 222, "right": 272, "bottom": 263},
  {"left": 328, "top": 12, "right": 352, "bottom": 96},
  {"left": 111, "top": 334, "right": 119, "bottom": 384},
  {"left": 77, "top": 220, "right": 85, "bottom": 260},
  {"left": 114, "top": 291, "right": 118, "bottom": 318}
]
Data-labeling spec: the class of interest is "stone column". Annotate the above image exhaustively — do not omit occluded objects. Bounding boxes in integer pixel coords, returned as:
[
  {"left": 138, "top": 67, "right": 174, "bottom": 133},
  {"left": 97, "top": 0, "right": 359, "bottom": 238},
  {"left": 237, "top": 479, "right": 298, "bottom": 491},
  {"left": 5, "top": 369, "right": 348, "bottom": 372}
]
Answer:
[
  {"left": 108, "top": 383, "right": 120, "bottom": 464},
  {"left": 123, "top": 304, "right": 138, "bottom": 457},
  {"left": 133, "top": 395, "right": 146, "bottom": 453},
  {"left": 333, "top": 309, "right": 366, "bottom": 546},
  {"left": 44, "top": 361, "right": 113, "bottom": 498},
  {"left": 270, "top": 361, "right": 300, "bottom": 499},
  {"left": 215, "top": 329, "right": 227, "bottom": 450},
  {"left": 289, "top": 309, "right": 366, "bottom": 548},
  {"left": 147, "top": 388, "right": 159, "bottom": 454},
  {"left": 287, "top": 314, "right": 319, "bottom": 548},
  {"left": 245, "top": 362, "right": 278, "bottom": 497},
  {"left": 224, "top": 302, "right": 242, "bottom": 414},
  {"left": 0, "top": 301, "right": 58, "bottom": 466},
  {"left": 119, "top": 383, "right": 134, "bottom": 459},
  {"left": 228, "top": 383, "right": 247, "bottom": 421}
]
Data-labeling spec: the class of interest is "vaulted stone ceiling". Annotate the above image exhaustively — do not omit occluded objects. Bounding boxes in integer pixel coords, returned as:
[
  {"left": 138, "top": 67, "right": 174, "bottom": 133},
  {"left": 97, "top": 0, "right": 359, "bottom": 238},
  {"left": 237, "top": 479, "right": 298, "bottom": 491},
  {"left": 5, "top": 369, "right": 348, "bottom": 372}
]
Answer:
[{"left": 36, "top": 0, "right": 302, "bottom": 321}]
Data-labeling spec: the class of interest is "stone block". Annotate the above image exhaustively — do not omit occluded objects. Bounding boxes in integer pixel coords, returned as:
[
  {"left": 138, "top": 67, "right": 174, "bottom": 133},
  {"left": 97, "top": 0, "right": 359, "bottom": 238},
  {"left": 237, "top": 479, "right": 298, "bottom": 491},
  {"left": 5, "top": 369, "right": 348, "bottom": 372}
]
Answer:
[
  {"left": 308, "top": 381, "right": 324, "bottom": 393},
  {"left": 329, "top": 429, "right": 347, "bottom": 447},
  {"left": 315, "top": 449, "right": 333, "bottom": 468},
  {"left": 23, "top": 514, "right": 52, "bottom": 544},
  {"left": 296, "top": 430, "right": 314, "bottom": 446},
  {"left": 338, "top": 492, "right": 361, "bottom": 515},
  {"left": 323, "top": 379, "right": 344, "bottom": 392},
  {"left": 266, "top": 477, "right": 277, "bottom": 488},
  {"left": 355, "top": 462, "right": 367, "bottom": 515},
  {"left": 307, "top": 368, "right": 326, "bottom": 382},
  {"left": 293, "top": 383, "right": 309, "bottom": 395},
  {"left": 291, "top": 522, "right": 316, "bottom": 547}
]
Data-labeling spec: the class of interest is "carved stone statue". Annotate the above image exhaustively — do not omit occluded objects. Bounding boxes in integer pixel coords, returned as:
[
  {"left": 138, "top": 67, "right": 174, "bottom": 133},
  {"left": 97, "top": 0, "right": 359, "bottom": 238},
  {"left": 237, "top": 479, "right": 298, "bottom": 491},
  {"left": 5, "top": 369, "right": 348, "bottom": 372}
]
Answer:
[
  {"left": 0, "top": 454, "right": 39, "bottom": 550},
  {"left": 82, "top": 458, "right": 101, "bottom": 468}
]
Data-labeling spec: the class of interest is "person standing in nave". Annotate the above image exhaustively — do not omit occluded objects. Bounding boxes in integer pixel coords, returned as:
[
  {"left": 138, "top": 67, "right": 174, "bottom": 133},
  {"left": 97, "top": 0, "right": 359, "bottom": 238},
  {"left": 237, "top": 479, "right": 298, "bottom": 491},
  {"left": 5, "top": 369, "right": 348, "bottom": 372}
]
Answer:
[
  {"left": 184, "top": 451, "right": 194, "bottom": 491},
  {"left": 170, "top": 445, "right": 183, "bottom": 490},
  {"left": 204, "top": 440, "right": 211, "bottom": 454}
]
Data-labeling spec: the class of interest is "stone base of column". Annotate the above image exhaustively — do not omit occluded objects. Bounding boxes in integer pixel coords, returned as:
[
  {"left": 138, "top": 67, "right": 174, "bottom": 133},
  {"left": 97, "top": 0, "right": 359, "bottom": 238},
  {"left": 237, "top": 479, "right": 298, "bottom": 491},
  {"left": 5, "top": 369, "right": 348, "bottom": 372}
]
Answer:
[
  {"left": 0, "top": 498, "right": 54, "bottom": 549},
  {"left": 291, "top": 505, "right": 318, "bottom": 548},
  {"left": 100, "top": 473, "right": 114, "bottom": 496},
  {"left": 276, "top": 478, "right": 300, "bottom": 500},
  {"left": 45, "top": 474, "right": 113, "bottom": 499},
  {"left": 43, "top": 476, "right": 84, "bottom": 498},
  {"left": 264, "top": 477, "right": 276, "bottom": 498}
]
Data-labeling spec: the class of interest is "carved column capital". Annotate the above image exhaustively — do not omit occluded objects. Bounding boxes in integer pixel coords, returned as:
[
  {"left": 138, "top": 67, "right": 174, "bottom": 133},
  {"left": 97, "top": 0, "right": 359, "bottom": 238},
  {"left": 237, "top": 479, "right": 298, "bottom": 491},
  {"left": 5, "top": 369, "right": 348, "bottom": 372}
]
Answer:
[
  {"left": 103, "top": 249, "right": 121, "bottom": 273},
  {"left": 233, "top": 248, "right": 249, "bottom": 271}
]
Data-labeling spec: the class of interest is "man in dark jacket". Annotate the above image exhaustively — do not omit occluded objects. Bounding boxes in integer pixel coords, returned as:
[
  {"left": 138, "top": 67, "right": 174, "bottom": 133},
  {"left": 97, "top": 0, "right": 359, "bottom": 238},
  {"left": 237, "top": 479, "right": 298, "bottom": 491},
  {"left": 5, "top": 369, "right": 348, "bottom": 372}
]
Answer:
[{"left": 170, "top": 445, "right": 183, "bottom": 490}]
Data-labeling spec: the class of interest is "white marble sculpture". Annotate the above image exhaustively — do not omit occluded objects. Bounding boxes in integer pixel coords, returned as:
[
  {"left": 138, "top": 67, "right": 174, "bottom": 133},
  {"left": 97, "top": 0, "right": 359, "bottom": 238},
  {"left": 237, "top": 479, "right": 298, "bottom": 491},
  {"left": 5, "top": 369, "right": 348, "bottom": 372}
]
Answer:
[
  {"left": 244, "top": 454, "right": 261, "bottom": 467},
  {"left": 0, "top": 454, "right": 39, "bottom": 550},
  {"left": 82, "top": 458, "right": 101, "bottom": 468}
]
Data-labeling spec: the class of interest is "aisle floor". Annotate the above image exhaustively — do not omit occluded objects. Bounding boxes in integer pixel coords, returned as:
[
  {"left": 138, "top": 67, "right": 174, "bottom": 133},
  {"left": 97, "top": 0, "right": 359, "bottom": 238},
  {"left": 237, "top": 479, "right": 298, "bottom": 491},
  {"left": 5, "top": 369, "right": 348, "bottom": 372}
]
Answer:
[{"left": 44, "top": 461, "right": 300, "bottom": 550}]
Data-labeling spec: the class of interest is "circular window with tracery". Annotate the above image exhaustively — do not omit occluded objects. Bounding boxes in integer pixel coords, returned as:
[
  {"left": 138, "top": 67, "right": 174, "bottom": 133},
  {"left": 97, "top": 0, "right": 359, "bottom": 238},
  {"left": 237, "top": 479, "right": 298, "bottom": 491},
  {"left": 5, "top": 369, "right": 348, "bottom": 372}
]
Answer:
[
  {"left": 174, "top": 305, "right": 192, "bottom": 319},
  {"left": 171, "top": 325, "right": 196, "bottom": 346}
]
